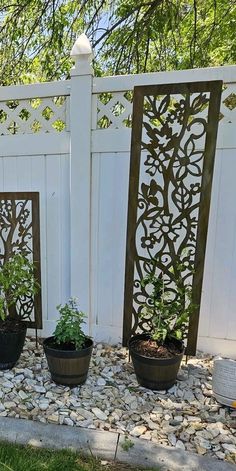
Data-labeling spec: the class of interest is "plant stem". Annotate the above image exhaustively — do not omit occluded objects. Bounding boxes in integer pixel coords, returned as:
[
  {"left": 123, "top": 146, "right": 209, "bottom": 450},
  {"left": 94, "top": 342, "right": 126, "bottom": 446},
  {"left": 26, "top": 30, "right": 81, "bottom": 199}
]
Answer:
[{"left": 158, "top": 273, "right": 164, "bottom": 331}]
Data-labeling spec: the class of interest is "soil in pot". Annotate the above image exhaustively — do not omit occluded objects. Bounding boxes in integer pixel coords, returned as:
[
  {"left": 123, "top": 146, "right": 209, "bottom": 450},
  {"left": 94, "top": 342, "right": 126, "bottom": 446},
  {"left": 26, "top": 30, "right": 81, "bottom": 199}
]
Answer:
[
  {"left": 129, "top": 334, "right": 184, "bottom": 391},
  {"left": 45, "top": 337, "right": 91, "bottom": 351},
  {"left": 131, "top": 337, "right": 182, "bottom": 359},
  {"left": 0, "top": 320, "right": 27, "bottom": 370},
  {"left": 43, "top": 336, "right": 93, "bottom": 386},
  {"left": 0, "top": 319, "right": 26, "bottom": 334}
]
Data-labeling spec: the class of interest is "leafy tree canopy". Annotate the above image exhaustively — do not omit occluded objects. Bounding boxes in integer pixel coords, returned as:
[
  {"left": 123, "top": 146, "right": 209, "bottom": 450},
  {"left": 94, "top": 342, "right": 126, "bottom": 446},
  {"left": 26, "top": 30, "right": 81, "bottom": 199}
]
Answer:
[{"left": 0, "top": 0, "right": 235, "bottom": 85}]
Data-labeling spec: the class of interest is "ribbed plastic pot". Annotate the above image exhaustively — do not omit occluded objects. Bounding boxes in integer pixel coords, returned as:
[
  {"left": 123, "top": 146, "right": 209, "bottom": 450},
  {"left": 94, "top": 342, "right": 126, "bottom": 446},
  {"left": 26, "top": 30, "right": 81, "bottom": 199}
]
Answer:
[
  {"left": 43, "top": 337, "right": 93, "bottom": 386},
  {"left": 128, "top": 333, "right": 184, "bottom": 391},
  {"left": 212, "top": 357, "right": 236, "bottom": 408},
  {"left": 0, "top": 326, "right": 27, "bottom": 370}
]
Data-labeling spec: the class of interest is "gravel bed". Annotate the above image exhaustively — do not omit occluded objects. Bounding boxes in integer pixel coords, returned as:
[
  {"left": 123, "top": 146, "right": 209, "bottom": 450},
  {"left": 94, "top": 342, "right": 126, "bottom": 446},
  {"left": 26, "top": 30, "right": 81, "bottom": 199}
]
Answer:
[{"left": 0, "top": 338, "right": 235, "bottom": 465}]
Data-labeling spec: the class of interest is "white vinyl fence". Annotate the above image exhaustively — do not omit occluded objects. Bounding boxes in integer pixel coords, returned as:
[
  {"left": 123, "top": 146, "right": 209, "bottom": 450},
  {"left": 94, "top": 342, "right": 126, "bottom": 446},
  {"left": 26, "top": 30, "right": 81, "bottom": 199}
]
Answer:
[{"left": 0, "top": 37, "right": 236, "bottom": 358}]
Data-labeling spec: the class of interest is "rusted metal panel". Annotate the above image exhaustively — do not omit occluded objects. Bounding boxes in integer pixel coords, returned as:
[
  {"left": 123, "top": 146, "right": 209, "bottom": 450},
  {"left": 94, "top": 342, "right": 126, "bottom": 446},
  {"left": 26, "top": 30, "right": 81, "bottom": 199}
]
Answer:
[
  {"left": 0, "top": 192, "right": 42, "bottom": 329},
  {"left": 123, "top": 81, "right": 222, "bottom": 354}
]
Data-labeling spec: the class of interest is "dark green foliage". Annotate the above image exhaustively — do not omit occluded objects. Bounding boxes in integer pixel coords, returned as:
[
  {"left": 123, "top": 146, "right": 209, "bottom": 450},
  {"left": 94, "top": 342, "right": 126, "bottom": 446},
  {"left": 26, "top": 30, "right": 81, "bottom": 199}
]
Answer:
[
  {"left": 53, "top": 298, "right": 87, "bottom": 350},
  {"left": 0, "top": 254, "right": 39, "bottom": 321},
  {"left": 141, "top": 261, "right": 196, "bottom": 344},
  {"left": 0, "top": 0, "right": 235, "bottom": 84},
  {"left": 121, "top": 436, "right": 134, "bottom": 452}
]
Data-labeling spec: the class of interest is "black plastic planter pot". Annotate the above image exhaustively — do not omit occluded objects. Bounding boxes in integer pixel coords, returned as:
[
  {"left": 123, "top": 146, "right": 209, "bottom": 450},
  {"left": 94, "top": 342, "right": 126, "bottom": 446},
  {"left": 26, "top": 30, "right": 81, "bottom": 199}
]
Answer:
[
  {"left": 128, "top": 333, "right": 184, "bottom": 391},
  {"left": 0, "top": 326, "right": 27, "bottom": 370},
  {"left": 43, "top": 337, "right": 93, "bottom": 386}
]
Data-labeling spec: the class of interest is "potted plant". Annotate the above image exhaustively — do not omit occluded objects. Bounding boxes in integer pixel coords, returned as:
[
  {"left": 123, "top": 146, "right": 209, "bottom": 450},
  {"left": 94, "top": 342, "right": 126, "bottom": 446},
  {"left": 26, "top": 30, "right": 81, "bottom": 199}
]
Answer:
[
  {"left": 43, "top": 298, "right": 93, "bottom": 386},
  {"left": 128, "top": 262, "right": 195, "bottom": 390},
  {"left": 0, "top": 253, "right": 39, "bottom": 370}
]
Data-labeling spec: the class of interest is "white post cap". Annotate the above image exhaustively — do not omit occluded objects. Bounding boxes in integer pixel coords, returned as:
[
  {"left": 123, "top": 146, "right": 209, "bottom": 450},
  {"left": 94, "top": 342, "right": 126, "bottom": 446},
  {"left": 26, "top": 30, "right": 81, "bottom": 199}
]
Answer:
[{"left": 70, "top": 33, "right": 93, "bottom": 76}]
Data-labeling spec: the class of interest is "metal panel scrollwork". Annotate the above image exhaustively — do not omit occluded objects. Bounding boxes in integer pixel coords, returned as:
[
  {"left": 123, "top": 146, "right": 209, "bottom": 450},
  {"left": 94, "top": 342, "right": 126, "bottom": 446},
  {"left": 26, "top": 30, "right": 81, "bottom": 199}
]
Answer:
[
  {"left": 123, "top": 81, "right": 222, "bottom": 354},
  {"left": 0, "top": 192, "right": 42, "bottom": 328}
]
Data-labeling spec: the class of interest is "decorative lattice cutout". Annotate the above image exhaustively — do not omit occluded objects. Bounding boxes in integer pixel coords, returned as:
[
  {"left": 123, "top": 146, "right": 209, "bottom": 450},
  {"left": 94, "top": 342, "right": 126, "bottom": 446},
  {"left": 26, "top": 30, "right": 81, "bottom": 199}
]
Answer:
[
  {"left": 96, "top": 92, "right": 133, "bottom": 129},
  {"left": 95, "top": 84, "right": 236, "bottom": 130},
  {"left": 0, "top": 96, "right": 67, "bottom": 135},
  {"left": 223, "top": 92, "right": 236, "bottom": 110}
]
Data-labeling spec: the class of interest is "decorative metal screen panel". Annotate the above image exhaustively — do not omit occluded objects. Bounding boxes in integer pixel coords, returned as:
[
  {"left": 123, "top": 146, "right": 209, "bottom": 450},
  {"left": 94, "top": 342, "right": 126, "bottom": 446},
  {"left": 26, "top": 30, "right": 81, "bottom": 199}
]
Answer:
[
  {"left": 123, "top": 81, "right": 222, "bottom": 354},
  {"left": 0, "top": 192, "right": 42, "bottom": 328}
]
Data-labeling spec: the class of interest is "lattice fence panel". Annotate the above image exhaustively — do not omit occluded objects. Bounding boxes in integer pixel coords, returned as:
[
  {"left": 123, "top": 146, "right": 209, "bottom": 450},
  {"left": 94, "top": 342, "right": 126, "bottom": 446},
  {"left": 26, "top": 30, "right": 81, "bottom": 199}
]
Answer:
[
  {"left": 95, "top": 83, "right": 235, "bottom": 130},
  {"left": 0, "top": 96, "right": 67, "bottom": 135},
  {"left": 95, "top": 91, "right": 133, "bottom": 129}
]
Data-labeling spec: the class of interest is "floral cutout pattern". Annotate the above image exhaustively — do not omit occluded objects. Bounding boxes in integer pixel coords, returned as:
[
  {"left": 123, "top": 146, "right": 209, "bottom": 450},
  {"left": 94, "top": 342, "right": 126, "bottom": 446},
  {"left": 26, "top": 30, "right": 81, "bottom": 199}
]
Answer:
[
  {"left": 0, "top": 194, "right": 42, "bottom": 328},
  {"left": 123, "top": 82, "right": 222, "bottom": 352}
]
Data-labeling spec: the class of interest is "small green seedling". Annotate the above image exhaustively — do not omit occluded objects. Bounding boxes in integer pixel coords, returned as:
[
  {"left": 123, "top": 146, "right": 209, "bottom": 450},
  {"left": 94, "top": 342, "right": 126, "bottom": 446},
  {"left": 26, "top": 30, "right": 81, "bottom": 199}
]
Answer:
[{"left": 121, "top": 436, "right": 134, "bottom": 452}]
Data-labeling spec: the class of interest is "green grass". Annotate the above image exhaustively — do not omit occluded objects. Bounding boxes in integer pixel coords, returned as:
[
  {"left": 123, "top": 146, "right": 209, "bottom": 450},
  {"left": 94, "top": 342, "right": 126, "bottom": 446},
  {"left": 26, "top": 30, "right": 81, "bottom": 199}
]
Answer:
[
  {"left": 0, "top": 443, "right": 82, "bottom": 471},
  {"left": 0, "top": 441, "right": 159, "bottom": 471}
]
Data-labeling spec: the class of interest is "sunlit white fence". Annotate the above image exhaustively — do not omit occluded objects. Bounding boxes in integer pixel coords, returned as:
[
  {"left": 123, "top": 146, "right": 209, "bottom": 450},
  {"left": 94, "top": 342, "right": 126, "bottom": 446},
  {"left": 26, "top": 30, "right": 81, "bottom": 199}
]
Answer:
[{"left": 1, "top": 40, "right": 236, "bottom": 357}]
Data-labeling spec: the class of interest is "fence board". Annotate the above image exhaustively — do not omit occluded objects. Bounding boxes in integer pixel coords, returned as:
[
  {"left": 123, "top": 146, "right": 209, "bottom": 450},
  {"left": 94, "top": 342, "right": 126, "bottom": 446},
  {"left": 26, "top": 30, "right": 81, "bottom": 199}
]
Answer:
[
  {"left": 0, "top": 80, "right": 70, "bottom": 101},
  {"left": 0, "top": 133, "right": 70, "bottom": 157},
  {"left": 93, "top": 66, "right": 236, "bottom": 93},
  {"left": 91, "top": 153, "right": 129, "bottom": 340}
]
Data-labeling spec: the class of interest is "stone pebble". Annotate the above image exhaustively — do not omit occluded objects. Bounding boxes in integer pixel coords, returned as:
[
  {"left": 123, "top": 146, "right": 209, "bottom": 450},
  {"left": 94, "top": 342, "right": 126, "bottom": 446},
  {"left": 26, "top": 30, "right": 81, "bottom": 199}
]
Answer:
[{"left": 0, "top": 338, "right": 235, "bottom": 464}]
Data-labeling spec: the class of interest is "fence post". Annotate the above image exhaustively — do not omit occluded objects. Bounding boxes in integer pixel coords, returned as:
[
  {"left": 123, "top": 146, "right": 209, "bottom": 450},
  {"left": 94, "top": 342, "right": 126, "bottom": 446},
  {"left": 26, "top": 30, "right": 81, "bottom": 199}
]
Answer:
[{"left": 69, "top": 34, "right": 93, "bottom": 333}]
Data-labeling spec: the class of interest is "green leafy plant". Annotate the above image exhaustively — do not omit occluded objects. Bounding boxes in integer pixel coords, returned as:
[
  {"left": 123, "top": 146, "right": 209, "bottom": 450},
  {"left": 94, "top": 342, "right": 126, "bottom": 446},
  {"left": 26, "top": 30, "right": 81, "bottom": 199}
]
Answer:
[
  {"left": 0, "top": 254, "right": 39, "bottom": 321},
  {"left": 141, "top": 260, "right": 196, "bottom": 345},
  {"left": 121, "top": 436, "right": 134, "bottom": 452},
  {"left": 53, "top": 298, "right": 87, "bottom": 350}
]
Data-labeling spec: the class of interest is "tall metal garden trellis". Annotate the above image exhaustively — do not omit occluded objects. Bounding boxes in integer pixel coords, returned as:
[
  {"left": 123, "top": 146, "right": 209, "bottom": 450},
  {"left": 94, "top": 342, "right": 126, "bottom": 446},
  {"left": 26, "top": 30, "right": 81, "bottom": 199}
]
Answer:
[
  {"left": 0, "top": 192, "right": 42, "bottom": 329},
  {"left": 123, "top": 81, "right": 222, "bottom": 355}
]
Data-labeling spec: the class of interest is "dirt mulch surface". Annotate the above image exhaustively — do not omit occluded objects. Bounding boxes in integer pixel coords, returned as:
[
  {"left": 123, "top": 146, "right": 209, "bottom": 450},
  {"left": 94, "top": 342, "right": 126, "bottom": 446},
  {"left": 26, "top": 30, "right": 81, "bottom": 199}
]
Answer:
[{"left": 131, "top": 338, "right": 182, "bottom": 359}]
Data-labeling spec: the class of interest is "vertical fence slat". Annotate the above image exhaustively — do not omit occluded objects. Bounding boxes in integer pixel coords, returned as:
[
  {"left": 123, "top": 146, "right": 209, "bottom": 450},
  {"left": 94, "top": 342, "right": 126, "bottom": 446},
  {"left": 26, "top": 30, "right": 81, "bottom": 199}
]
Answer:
[{"left": 69, "top": 39, "right": 93, "bottom": 333}]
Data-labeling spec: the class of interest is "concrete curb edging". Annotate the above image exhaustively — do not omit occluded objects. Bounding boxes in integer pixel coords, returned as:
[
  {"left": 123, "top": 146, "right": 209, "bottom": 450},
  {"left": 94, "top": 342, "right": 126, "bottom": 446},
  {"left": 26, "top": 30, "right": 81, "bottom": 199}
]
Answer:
[
  {"left": 0, "top": 417, "right": 235, "bottom": 471},
  {"left": 117, "top": 435, "right": 236, "bottom": 470}
]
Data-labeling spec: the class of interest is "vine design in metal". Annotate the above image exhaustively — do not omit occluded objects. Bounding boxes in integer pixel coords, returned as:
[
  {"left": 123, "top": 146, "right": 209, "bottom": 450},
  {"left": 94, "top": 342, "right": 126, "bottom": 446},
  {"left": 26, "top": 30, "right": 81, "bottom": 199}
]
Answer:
[
  {"left": 123, "top": 82, "right": 222, "bottom": 354},
  {"left": 0, "top": 192, "right": 42, "bottom": 328}
]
